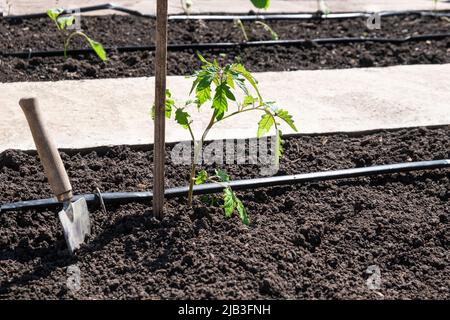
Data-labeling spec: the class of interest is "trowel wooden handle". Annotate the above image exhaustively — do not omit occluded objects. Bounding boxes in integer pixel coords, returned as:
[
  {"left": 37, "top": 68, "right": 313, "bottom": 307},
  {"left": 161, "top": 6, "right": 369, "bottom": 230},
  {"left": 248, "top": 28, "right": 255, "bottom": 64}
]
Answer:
[{"left": 19, "top": 98, "right": 73, "bottom": 202}]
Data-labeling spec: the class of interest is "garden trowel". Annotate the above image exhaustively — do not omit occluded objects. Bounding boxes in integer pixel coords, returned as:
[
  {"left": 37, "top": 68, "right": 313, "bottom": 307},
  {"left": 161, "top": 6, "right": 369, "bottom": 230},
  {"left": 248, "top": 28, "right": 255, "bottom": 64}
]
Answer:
[{"left": 19, "top": 97, "right": 91, "bottom": 254}]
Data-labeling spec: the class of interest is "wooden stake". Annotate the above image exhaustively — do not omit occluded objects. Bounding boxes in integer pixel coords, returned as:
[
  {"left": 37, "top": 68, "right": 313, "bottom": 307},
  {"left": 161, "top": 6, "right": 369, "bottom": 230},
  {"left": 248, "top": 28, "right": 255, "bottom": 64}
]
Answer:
[{"left": 153, "top": 0, "right": 168, "bottom": 219}]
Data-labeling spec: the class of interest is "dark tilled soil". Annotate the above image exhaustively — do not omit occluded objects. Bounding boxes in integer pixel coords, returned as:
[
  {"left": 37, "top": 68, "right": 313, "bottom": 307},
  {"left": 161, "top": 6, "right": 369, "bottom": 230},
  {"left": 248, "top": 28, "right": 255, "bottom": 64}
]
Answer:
[
  {"left": 1, "top": 40, "right": 450, "bottom": 82},
  {"left": 0, "top": 127, "right": 449, "bottom": 299},
  {"left": 1, "top": 14, "right": 450, "bottom": 52},
  {"left": 1, "top": 14, "right": 450, "bottom": 82}
]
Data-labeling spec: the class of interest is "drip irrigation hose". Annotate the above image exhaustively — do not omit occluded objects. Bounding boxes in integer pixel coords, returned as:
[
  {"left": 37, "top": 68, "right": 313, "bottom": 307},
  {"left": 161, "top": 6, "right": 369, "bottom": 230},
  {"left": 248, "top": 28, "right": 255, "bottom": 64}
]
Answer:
[
  {"left": 3, "top": 33, "right": 450, "bottom": 59},
  {"left": 168, "top": 10, "right": 450, "bottom": 21},
  {"left": 3, "top": 3, "right": 450, "bottom": 20},
  {"left": 3, "top": 3, "right": 149, "bottom": 20},
  {"left": 1, "top": 159, "right": 449, "bottom": 213}
]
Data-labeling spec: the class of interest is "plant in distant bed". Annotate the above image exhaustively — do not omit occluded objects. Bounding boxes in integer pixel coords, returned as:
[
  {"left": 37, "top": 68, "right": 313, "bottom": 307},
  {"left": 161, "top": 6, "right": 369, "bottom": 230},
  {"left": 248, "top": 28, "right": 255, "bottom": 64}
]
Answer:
[
  {"left": 47, "top": 8, "right": 106, "bottom": 61},
  {"left": 181, "top": 0, "right": 193, "bottom": 15},
  {"left": 432, "top": 0, "right": 441, "bottom": 11},
  {"left": 317, "top": 0, "right": 331, "bottom": 16},
  {"left": 250, "top": 0, "right": 271, "bottom": 11},
  {"left": 152, "top": 54, "right": 297, "bottom": 225},
  {"left": 235, "top": 0, "right": 278, "bottom": 41}
]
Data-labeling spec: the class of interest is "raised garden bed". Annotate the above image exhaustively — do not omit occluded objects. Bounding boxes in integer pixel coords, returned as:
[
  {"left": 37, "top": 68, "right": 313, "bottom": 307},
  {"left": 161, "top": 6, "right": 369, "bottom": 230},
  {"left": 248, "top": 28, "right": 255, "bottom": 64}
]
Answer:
[
  {"left": 1, "top": 126, "right": 449, "bottom": 299},
  {"left": 1, "top": 14, "right": 450, "bottom": 82}
]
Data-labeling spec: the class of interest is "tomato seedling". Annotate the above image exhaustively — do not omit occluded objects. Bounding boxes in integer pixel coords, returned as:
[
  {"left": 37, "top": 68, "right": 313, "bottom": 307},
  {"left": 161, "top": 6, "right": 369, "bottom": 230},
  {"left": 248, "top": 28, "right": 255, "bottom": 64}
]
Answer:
[
  {"left": 153, "top": 54, "right": 297, "bottom": 224},
  {"left": 250, "top": 0, "right": 271, "bottom": 10},
  {"left": 47, "top": 8, "right": 106, "bottom": 61},
  {"left": 234, "top": 19, "right": 279, "bottom": 41},
  {"left": 235, "top": 0, "right": 278, "bottom": 41},
  {"left": 180, "top": 0, "right": 193, "bottom": 15},
  {"left": 317, "top": 0, "right": 331, "bottom": 16},
  {"left": 433, "top": 0, "right": 440, "bottom": 11}
]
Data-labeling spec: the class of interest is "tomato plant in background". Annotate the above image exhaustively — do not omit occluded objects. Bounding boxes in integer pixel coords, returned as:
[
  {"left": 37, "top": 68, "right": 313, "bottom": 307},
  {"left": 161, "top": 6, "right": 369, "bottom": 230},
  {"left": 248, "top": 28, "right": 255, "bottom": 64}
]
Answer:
[
  {"left": 250, "top": 0, "right": 271, "bottom": 10},
  {"left": 47, "top": 8, "right": 107, "bottom": 61},
  {"left": 235, "top": 0, "right": 278, "bottom": 41}
]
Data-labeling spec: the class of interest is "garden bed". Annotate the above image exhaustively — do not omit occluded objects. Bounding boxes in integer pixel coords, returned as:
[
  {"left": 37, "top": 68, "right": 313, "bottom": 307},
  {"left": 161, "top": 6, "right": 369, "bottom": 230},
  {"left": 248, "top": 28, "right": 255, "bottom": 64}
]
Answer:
[
  {"left": 1, "top": 14, "right": 450, "bottom": 82},
  {"left": 1, "top": 126, "right": 449, "bottom": 299},
  {"left": 2, "top": 14, "right": 450, "bottom": 51}
]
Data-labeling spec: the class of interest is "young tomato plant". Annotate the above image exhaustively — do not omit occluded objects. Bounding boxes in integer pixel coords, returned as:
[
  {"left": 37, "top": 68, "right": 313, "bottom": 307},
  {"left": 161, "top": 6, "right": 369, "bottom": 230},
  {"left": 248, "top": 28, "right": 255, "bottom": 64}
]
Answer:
[
  {"left": 153, "top": 54, "right": 297, "bottom": 224},
  {"left": 47, "top": 8, "right": 106, "bottom": 61}
]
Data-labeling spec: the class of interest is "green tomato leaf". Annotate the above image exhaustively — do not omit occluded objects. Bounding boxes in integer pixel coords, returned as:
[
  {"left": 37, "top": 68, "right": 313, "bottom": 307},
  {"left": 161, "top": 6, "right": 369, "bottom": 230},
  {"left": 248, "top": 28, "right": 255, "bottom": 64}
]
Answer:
[
  {"left": 193, "top": 67, "right": 217, "bottom": 107},
  {"left": 175, "top": 108, "right": 191, "bottom": 129},
  {"left": 190, "top": 76, "right": 201, "bottom": 95},
  {"left": 250, "top": 0, "right": 271, "bottom": 10},
  {"left": 223, "top": 84, "right": 236, "bottom": 101},
  {"left": 243, "top": 95, "right": 258, "bottom": 107},
  {"left": 195, "top": 169, "right": 208, "bottom": 185},
  {"left": 257, "top": 113, "right": 274, "bottom": 138},
  {"left": 47, "top": 8, "right": 64, "bottom": 21},
  {"left": 197, "top": 71, "right": 215, "bottom": 92},
  {"left": 226, "top": 73, "right": 235, "bottom": 89},
  {"left": 86, "top": 37, "right": 107, "bottom": 62},
  {"left": 223, "top": 187, "right": 250, "bottom": 225},
  {"left": 235, "top": 197, "right": 249, "bottom": 225},
  {"left": 165, "top": 93, "right": 174, "bottom": 119},
  {"left": 196, "top": 85, "right": 211, "bottom": 108},
  {"left": 275, "top": 109, "right": 298, "bottom": 132},
  {"left": 212, "top": 83, "right": 229, "bottom": 120},
  {"left": 197, "top": 52, "right": 209, "bottom": 64},
  {"left": 165, "top": 104, "right": 173, "bottom": 118},
  {"left": 215, "top": 169, "right": 230, "bottom": 182},
  {"left": 150, "top": 105, "right": 155, "bottom": 120},
  {"left": 223, "top": 187, "right": 236, "bottom": 218},
  {"left": 232, "top": 64, "right": 262, "bottom": 102},
  {"left": 151, "top": 89, "right": 174, "bottom": 120},
  {"left": 234, "top": 77, "right": 250, "bottom": 96}
]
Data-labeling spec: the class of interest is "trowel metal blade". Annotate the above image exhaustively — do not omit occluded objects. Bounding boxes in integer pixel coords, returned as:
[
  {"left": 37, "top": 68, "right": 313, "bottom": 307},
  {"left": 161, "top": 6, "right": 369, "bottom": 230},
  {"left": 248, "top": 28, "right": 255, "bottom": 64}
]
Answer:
[{"left": 58, "top": 197, "right": 91, "bottom": 254}]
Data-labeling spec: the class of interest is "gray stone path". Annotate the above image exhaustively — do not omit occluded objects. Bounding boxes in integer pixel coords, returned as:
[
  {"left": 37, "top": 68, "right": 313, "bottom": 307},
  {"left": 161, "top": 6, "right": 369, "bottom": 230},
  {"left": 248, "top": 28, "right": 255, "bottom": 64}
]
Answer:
[
  {"left": 2, "top": 0, "right": 450, "bottom": 16},
  {"left": 1, "top": 64, "right": 449, "bottom": 151}
]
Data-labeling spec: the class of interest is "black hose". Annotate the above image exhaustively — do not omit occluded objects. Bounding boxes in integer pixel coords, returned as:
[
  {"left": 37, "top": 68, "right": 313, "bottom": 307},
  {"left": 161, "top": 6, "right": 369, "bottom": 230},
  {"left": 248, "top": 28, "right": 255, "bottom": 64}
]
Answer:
[
  {"left": 1, "top": 159, "right": 449, "bottom": 213},
  {"left": 3, "top": 33, "right": 450, "bottom": 59},
  {"left": 3, "top": 3, "right": 149, "bottom": 20}
]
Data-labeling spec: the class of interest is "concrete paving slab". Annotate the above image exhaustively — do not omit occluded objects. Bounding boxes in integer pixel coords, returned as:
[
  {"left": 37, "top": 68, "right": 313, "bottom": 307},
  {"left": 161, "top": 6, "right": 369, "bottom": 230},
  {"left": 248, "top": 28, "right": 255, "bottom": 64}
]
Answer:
[
  {"left": 2, "top": 0, "right": 450, "bottom": 16},
  {"left": 1, "top": 64, "right": 450, "bottom": 152}
]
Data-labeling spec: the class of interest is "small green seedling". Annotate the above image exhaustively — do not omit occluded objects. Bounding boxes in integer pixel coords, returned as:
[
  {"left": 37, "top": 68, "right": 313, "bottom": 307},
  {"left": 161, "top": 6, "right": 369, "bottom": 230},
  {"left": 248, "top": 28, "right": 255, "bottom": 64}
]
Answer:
[
  {"left": 317, "top": 0, "right": 331, "bottom": 16},
  {"left": 235, "top": 0, "right": 278, "bottom": 41},
  {"left": 181, "top": 0, "right": 193, "bottom": 15},
  {"left": 234, "top": 19, "right": 279, "bottom": 41},
  {"left": 47, "top": 8, "right": 106, "bottom": 61},
  {"left": 250, "top": 0, "right": 271, "bottom": 10},
  {"left": 152, "top": 54, "right": 297, "bottom": 225},
  {"left": 432, "top": 0, "right": 440, "bottom": 11}
]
